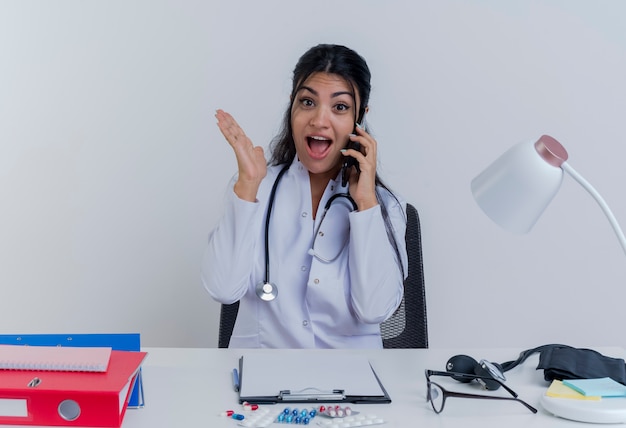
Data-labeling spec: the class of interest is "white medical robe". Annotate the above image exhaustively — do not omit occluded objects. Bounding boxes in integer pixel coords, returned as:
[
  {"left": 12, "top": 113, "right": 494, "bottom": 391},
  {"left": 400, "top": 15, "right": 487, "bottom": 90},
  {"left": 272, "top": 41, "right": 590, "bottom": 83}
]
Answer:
[{"left": 202, "top": 158, "right": 408, "bottom": 348}]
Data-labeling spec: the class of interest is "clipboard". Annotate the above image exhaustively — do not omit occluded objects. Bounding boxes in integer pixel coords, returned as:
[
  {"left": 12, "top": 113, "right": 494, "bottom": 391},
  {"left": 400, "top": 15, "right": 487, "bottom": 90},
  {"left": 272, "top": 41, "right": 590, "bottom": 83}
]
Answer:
[{"left": 237, "top": 353, "right": 391, "bottom": 404}]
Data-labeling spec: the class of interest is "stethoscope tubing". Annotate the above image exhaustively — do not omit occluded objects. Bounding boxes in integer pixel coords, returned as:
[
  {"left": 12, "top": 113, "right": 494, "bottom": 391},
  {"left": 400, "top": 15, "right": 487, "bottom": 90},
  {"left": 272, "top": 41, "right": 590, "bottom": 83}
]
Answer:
[
  {"left": 260, "top": 164, "right": 356, "bottom": 300},
  {"left": 263, "top": 164, "right": 290, "bottom": 287}
]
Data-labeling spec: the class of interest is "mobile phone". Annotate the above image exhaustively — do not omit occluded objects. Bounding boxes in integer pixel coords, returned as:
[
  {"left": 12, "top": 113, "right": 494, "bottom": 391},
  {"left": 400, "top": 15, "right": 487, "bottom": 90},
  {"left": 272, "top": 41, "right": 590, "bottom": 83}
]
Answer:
[
  {"left": 341, "top": 140, "right": 362, "bottom": 187},
  {"left": 341, "top": 111, "right": 366, "bottom": 187}
]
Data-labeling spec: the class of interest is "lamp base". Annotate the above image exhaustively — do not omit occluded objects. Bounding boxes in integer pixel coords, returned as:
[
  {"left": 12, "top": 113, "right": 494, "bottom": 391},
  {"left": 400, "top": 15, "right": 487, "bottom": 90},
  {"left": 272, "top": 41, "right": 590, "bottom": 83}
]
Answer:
[{"left": 541, "top": 394, "right": 626, "bottom": 424}]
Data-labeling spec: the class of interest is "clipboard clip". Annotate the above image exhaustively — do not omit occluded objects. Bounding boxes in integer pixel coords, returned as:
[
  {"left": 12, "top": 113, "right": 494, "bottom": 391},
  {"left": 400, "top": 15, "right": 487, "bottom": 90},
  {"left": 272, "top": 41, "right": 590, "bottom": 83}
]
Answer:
[{"left": 279, "top": 387, "right": 345, "bottom": 402}]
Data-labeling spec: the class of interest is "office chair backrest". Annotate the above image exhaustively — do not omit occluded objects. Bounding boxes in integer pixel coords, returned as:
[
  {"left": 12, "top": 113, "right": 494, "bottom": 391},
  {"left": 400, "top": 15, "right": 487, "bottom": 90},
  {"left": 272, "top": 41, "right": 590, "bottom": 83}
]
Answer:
[
  {"left": 218, "top": 202, "right": 428, "bottom": 349},
  {"left": 379, "top": 203, "right": 428, "bottom": 348},
  {"left": 218, "top": 300, "right": 239, "bottom": 349}
]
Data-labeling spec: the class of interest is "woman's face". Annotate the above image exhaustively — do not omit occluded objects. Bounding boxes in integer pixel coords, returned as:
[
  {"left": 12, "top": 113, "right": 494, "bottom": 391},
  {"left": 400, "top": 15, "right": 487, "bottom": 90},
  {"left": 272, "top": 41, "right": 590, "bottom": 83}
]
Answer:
[{"left": 291, "top": 72, "right": 360, "bottom": 181}]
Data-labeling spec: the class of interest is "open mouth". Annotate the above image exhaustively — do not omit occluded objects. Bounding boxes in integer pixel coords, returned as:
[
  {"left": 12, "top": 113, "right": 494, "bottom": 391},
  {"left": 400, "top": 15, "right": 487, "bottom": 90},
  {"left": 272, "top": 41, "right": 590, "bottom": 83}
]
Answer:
[{"left": 307, "top": 135, "right": 332, "bottom": 159}]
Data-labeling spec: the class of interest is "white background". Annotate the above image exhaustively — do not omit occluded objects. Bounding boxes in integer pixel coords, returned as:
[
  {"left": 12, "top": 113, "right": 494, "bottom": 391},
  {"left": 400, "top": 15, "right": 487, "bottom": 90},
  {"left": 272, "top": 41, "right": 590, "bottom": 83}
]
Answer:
[{"left": 1, "top": 0, "right": 625, "bottom": 350}]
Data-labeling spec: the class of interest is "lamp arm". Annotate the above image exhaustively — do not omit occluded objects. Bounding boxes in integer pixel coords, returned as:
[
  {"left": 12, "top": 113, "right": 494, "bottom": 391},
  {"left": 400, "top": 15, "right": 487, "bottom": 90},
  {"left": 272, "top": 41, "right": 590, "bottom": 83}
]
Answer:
[{"left": 561, "top": 161, "right": 626, "bottom": 256}]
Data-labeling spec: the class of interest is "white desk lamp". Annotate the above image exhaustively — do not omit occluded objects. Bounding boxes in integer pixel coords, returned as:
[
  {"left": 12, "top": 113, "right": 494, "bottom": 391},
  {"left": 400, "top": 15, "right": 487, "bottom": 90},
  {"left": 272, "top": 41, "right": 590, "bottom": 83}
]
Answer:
[
  {"left": 472, "top": 135, "right": 626, "bottom": 423},
  {"left": 471, "top": 134, "right": 626, "bottom": 255}
]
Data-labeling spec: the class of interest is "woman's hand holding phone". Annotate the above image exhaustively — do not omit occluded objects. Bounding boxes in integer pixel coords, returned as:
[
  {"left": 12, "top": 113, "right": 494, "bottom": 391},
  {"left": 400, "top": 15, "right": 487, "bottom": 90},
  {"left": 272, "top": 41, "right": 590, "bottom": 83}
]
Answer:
[{"left": 342, "top": 124, "right": 378, "bottom": 211}]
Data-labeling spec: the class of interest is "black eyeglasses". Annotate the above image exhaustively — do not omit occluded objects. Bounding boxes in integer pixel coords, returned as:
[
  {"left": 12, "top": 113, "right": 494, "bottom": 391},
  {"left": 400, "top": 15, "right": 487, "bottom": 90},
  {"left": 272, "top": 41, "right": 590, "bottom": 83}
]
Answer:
[{"left": 425, "top": 369, "right": 537, "bottom": 414}]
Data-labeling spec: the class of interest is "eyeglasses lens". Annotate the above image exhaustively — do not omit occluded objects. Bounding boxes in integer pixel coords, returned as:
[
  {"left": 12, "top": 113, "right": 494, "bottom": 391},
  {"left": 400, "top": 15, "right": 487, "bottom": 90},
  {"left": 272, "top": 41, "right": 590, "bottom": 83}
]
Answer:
[{"left": 428, "top": 382, "right": 444, "bottom": 413}]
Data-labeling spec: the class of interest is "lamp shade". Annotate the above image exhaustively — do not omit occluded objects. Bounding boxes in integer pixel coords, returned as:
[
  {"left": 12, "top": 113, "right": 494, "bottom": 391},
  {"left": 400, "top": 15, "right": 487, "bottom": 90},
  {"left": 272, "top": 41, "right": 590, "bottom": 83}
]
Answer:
[{"left": 471, "top": 135, "right": 569, "bottom": 234}]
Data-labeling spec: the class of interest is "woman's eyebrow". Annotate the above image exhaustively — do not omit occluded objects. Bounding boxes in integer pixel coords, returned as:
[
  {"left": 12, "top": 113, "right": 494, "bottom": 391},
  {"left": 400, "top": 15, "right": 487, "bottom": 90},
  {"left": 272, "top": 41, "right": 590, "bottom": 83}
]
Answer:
[{"left": 297, "top": 85, "right": 354, "bottom": 99}]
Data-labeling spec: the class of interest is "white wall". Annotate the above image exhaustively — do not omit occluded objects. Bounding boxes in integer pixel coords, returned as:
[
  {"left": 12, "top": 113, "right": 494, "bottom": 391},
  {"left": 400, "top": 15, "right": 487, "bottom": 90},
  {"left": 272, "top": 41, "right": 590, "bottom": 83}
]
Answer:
[{"left": 1, "top": 0, "right": 625, "bottom": 350}]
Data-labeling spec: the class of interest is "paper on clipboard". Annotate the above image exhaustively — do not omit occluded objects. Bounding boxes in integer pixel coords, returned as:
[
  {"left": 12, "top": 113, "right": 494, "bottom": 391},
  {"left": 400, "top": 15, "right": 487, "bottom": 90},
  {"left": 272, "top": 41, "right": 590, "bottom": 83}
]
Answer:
[{"left": 238, "top": 352, "right": 390, "bottom": 403}]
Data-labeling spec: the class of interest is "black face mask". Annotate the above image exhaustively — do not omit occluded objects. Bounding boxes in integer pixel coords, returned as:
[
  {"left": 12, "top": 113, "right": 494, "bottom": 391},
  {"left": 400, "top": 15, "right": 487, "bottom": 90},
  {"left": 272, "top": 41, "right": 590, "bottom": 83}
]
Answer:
[{"left": 502, "top": 344, "right": 626, "bottom": 385}]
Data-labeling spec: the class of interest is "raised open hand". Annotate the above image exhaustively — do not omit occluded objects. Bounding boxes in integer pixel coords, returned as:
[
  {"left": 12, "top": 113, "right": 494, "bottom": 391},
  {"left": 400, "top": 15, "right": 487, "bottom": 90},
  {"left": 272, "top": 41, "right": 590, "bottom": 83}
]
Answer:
[{"left": 216, "top": 109, "right": 267, "bottom": 201}]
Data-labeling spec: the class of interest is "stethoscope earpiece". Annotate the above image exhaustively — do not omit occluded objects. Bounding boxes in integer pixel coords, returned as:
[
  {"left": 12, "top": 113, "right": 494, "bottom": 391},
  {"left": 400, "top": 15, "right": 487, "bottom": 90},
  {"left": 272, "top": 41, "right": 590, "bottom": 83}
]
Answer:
[{"left": 256, "top": 281, "right": 278, "bottom": 301}]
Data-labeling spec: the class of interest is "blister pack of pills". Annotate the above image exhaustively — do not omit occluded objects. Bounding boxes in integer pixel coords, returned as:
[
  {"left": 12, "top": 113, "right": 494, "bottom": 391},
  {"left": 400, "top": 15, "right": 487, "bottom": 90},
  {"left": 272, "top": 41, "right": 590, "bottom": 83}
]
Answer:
[
  {"left": 274, "top": 407, "right": 319, "bottom": 424},
  {"left": 237, "top": 407, "right": 285, "bottom": 427},
  {"left": 222, "top": 403, "right": 386, "bottom": 427},
  {"left": 317, "top": 405, "right": 356, "bottom": 418},
  {"left": 316, "top": 414, "right": 387, "bottom": 427},
  {"left": 315, "top": 406, "right": 385, "bottom": 427}
]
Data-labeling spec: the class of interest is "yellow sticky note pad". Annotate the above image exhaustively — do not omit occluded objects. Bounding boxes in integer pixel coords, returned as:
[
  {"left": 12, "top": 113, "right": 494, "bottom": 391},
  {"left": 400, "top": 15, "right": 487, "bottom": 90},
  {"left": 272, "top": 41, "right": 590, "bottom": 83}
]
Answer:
[{"left": 546, "top": 380, "right": 601, "bottom": 401}]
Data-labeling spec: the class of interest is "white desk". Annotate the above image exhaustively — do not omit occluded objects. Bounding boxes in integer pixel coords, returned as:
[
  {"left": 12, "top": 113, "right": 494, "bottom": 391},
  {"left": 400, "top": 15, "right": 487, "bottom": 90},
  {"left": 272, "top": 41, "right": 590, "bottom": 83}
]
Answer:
[{"left": 115, "top": 346, "right": 626, "bottom": 428}]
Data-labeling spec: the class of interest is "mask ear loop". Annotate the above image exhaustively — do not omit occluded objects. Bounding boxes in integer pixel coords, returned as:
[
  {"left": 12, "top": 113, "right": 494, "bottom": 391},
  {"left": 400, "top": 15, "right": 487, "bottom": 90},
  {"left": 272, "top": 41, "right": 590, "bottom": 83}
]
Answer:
[{"left": 256, "top": 164, "right": 290, "bottom": 301}]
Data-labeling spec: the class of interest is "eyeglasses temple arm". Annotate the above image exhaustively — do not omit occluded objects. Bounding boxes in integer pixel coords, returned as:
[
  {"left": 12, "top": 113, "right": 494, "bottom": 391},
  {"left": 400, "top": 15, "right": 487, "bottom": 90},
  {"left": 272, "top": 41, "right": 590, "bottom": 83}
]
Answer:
[{"left": 445, "top": 390, "right": 538, "bottom": 414}]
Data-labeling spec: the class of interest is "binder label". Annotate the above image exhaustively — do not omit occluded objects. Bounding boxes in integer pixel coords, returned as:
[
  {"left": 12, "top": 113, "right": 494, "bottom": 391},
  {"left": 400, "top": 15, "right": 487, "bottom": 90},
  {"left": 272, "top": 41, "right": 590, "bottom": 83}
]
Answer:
[{"left": 0, "top": 399, "right": 28, "bottom": 417}]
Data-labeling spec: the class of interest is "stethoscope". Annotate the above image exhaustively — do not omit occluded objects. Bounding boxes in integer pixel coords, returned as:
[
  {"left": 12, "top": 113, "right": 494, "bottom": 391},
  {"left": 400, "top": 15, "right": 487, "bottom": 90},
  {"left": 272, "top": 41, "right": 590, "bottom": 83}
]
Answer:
[{"left": 256, "top": 164, "right": 358, "bottom": 301}]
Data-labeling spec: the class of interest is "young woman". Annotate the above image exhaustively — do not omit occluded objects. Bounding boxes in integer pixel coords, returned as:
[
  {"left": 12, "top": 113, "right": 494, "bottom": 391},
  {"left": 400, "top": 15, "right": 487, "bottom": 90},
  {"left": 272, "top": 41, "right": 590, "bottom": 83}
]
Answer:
[{"left": 202, "top": 44, "right": 408, "bottom": 348}]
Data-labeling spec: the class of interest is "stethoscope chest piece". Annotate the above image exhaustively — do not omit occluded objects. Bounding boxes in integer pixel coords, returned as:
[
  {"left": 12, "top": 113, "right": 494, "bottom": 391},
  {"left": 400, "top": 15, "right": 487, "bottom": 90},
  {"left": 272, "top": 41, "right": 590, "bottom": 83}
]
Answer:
[{"left": 256, "top": 281, "right": 278, "bottom": 301}]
